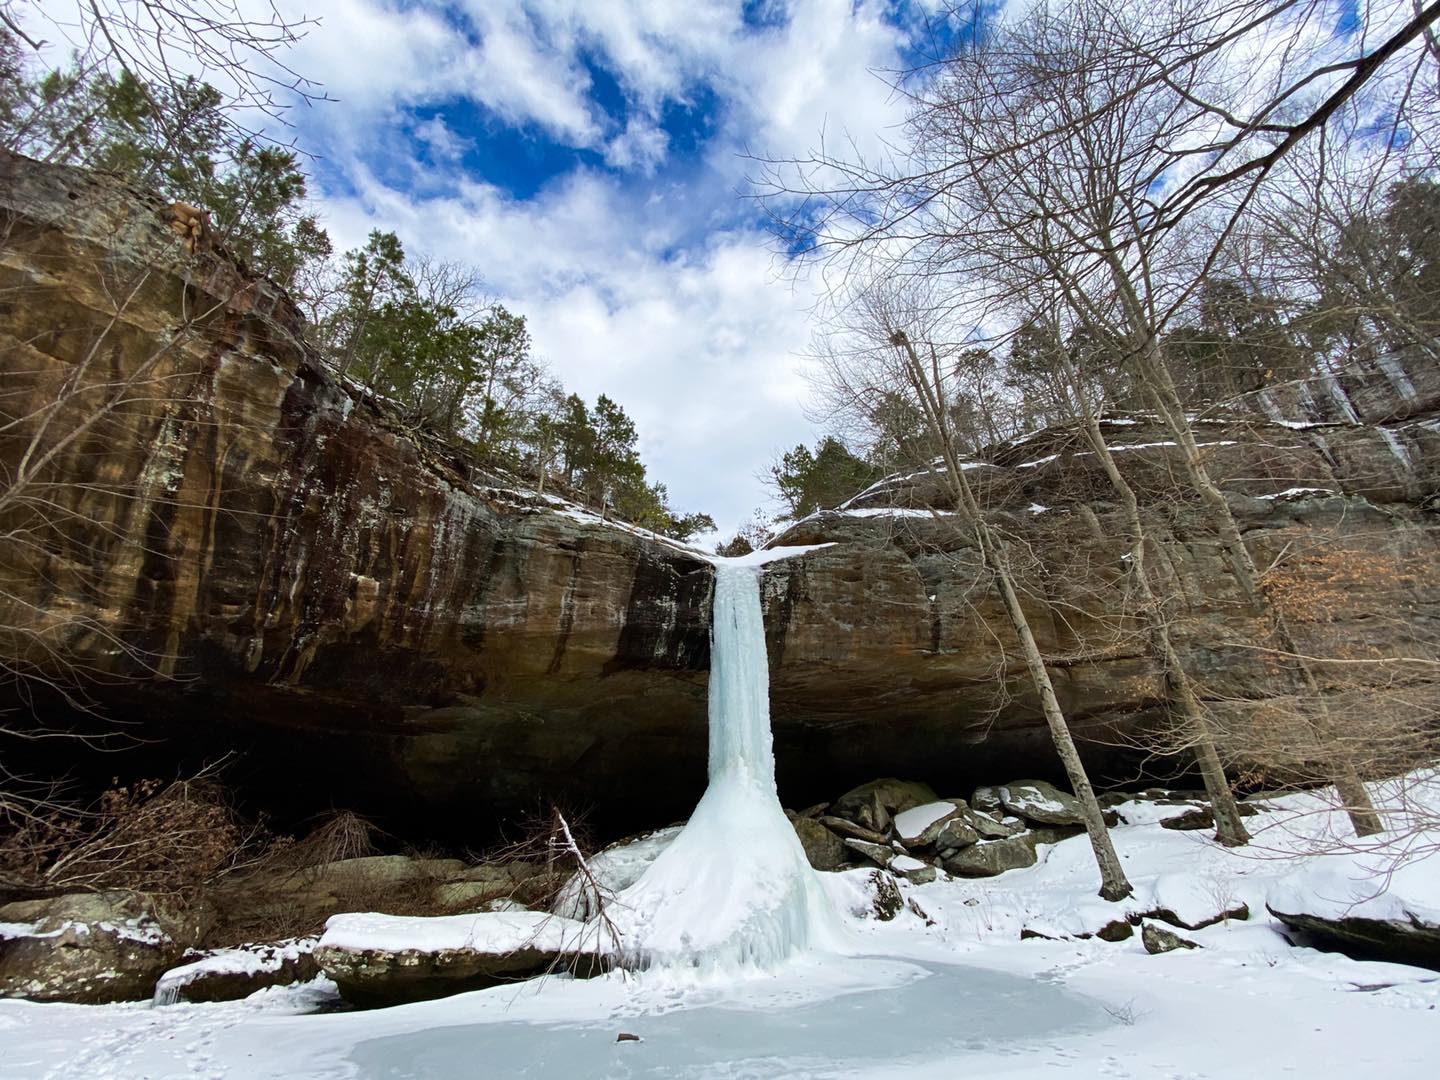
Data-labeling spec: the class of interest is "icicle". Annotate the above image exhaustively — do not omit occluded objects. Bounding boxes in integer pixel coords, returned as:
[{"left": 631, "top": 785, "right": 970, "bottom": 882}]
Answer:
[
  {"left": 1379, "top": 428, "right": 1413, "bottom": 473},
  {"left": 1257, "top": 389, "right": 1283, "bottom": 423},
  {"left": 150, "top": 976, "right": 186, "bottom": 1007},
  {"left": 1322, "top": 372, "right": 1361, "bottom": 424},
  {"left": 1375, "top": 354, "right": 1418, "bottom": 405}
]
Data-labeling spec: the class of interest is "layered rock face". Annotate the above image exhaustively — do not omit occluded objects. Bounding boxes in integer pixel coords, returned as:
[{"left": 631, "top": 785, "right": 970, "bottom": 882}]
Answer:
[
  {"left": 767, "top": 410, "right": 1440, "bottom": 795},
  {"left": 2, "top": 150, "right": 1437, "bottom": 832},
  {"left": 0, "top": 152, "right": 712, "bottom": 828}
]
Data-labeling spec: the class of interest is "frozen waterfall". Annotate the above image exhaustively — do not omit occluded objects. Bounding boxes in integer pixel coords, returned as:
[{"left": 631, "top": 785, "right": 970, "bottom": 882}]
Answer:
[{"left": 613, "top": 557, "right": 837, "bottom": 971}]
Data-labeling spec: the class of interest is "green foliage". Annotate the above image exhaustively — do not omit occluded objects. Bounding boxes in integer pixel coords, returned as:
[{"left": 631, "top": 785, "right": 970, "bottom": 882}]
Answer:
[
  {"left": 0, "top": 37, "right": 328, "bottom": 292},
  {"left": 1307, "top": 176, "right": 1440, "bottom": 362},
  {"left": 200, "top": 141, "right": 331, "bottom": 287},
  {"left": 770, "top": 437, "right": 880, "bottom": 519},
  {"left": 1163, "top": 279, "right": 1303, "bottom": 402},
  {"left": 667, "top": 511, "right": 718, "bottom": 542},
  {"left": 866, "top": 390, "right": 943, "bottom": 468},
  {"left": 716, "top": 511, "right": 774, "bottom": 557},
  {"left": 322, "top": 232, "right": 547, "bottom": 448},
  {"left": 554, "top": 393, "right": 595, "bottom": 484}
]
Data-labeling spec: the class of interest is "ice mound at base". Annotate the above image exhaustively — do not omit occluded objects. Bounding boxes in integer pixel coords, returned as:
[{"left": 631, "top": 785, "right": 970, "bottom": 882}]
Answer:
[
  {"left": 613, "top": 772, "right": 837, "bottom": 970},
  {"left": 613, "top": 559, "right": 839, "bottom": 971}
]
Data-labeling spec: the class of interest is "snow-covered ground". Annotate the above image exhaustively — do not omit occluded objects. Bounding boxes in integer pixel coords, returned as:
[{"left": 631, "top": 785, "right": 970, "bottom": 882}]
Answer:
[{"left": 3, "top": 779, "right": 1436, "bottom": 1079}]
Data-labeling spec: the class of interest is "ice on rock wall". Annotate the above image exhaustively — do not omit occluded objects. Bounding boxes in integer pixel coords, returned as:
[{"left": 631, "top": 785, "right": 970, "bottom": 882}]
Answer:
[{"left": 613, "top": 559, "right": 838, "bottom": 971}]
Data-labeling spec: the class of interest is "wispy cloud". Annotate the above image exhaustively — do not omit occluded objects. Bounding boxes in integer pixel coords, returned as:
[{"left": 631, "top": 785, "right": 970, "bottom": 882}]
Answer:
[{"left": 251, "top": 1, "right": 944, "bottom": 530}]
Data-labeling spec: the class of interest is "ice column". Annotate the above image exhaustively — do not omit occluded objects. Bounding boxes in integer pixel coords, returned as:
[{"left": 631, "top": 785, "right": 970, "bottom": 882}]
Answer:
[{"left": 614, "top": 561, "right": 835, "bottom": 970}]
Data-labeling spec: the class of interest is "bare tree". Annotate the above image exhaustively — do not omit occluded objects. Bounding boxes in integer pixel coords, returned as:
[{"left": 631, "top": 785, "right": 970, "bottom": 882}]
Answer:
[
  {"left": 759, "top": 0, "right": 1431, "bottom": 837},
  {"left": 9, "top": 0, "right": 325, "bottom": 133},
  {"left": 813, "top": 276, "right": 1133, "bottom": 901},
  {"left": 1010, "top": 305, "right": 1252, "bottom": 845}
]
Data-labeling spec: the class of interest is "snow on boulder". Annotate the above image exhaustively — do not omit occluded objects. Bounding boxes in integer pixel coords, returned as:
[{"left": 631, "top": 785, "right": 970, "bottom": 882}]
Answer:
[
  {"left": 893, "top": 800, "right": 963, "bottom": 845},
  {"left": 941, "top": 832, "right": 1046, "bottom": 877},
  {"left": 1136, "top": 872, "right": 1251, "bottom": 931},
  {"left": 153, "top": 939, "right": 319, "bottom": 1005},
  {"left": 0, "top": 891, "right": 197, "bottom": 1004},
  {"left": 967, "top": 811, "right": 1025, "bottom": 840},
  {"left": 931, "top": 816, "right": 981, "bottom": 852},
  {"left": 889, "top": 854, "right": 938, "bottom": 885},
  {"left": 971, "top": 786, "right": 1003, "bottom": 815},
  {"left": 315, "top": 911, "right": 609, "bottom": 1008},
  {"left": 998, "top": 781, "right": 1086, "bottom": 827},
  {"left": 844, "top": 838, "right": 898, "bottom": 868},
  {"left": 1266, "top": 842, "right": 1440, "bottom": 970},
  {"left": 830, "top": 779, "right": 939, "bottom": 833}
]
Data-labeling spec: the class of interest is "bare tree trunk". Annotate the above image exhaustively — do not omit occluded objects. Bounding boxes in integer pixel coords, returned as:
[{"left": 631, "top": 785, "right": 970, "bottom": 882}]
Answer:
[
  {"left": 987, "top": 546, "right": 1133, "bottom": 898},
  {"left": 1272, "top": 611, "right": 1385, "bottom": 836},
  {"left": 896, "top": 332, "right": 1132, "bottom": 899},
  {"left": 1107, "top": 271, "right": 1385, "bottom": 838},
  {"left": 1056, "top": 351, "right": 1250, "bottom": 845},
  {"left": 1333, "top": 765, "right": 1384, "bottom": 837}
]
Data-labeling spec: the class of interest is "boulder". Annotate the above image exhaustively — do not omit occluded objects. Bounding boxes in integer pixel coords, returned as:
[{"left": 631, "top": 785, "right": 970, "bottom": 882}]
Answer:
[
  {"left": 844, "top": 838, "right": 901, "bottom": 869},
  {"left": 867, "top": 871, "right": 905, "bottom": 921},
  {"left": 789, "top": 815, "right": 849, "bottom": 871},
  {"left": 0, "top": 892, "right": 202, "bottom": 1003},
  {"left": 1266, "top": 907, "right": 1440, "bottom": 970},
  {"left": 1160, "top": 804, "right": 1262, "bottom": 832},
  {"left": 1096, "top": 920, "right": 1134, "bottom": 942},
  {"left": 940, "top": 827, "right": 1077, "bottom": 878},
  {"left": 971, "top": 786, "right": 1004, "bottom": 815},
  {"left": 1160, "top": 806, "right": 1215, "bottom": 831},
  {"left": 966, "top": 810, "right": 1025, "bottom": 840},
  {"left": 433, "top": 882, "right": 504, "bottom": 910},
  {"left": 931, "top": 817, "right": 981, "bottom": 852},
  {"left": 315, "top": 911, "right": 608, "bottom": 1008},
  {"left": 941, "top": 833, "right": 1042, "bottom": 877},
  {"left": 818, "top": 815, "right": 891, "bottom": 845},
  {"left": 893, "top": 859, "right": 937, "bottom": 885},
  {"left": 893, "top": 800, "right": 965, "bottom": 846},
  {"left": 999, "top": 781, "right": 1086, "bottom": 827},
  {"left": 214, "top": 854, "right": 540, "bottom": 936},
  {"left": 1142, "top": 923, "right": 1199, "bottom": 955},
  {"left": 1152, "top": 902, "right": 1250, "bottom": 932},
  {"left": 831, "top": 780, "right": 938, "bottom": 829},
  {"left": 153, "top": 939, "right": 319, "bottom": 1004},
  {"left": 1265, "top": 844, "right": 1440, "bottom": 970}
]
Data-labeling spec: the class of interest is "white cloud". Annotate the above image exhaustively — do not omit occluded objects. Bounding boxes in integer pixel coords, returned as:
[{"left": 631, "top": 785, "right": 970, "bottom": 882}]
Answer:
[
  {"left": 603, "top": 117, "right": 670, "bottom": 173},
  {"left": 285, "top": 0, "right": 467, "bottom": 111},
  {"left": 413, "top": 116, "right": 473, "bottom": 163},
  {"left": 224, "top": 1, "right": 930, "bottom": 532},
  {"left": 314, "top": 161, "right": 821, "bottom": 533}
]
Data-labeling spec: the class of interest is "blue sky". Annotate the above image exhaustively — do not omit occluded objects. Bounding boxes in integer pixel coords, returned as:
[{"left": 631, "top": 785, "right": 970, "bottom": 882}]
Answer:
[{"left": 267, "top": 0, "right": 969, "bottom": 535}]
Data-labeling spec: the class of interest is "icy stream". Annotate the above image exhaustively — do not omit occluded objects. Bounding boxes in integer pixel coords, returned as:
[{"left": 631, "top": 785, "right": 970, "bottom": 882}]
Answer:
[{"left": 613, "top": 559, "right": 838, "bottom": 970}]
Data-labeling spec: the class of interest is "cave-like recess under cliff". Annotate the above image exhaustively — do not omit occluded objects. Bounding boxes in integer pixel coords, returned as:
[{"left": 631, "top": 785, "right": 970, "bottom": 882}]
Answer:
[{"left": 4, "top": 149, "right": 1440, "bottom": 841}]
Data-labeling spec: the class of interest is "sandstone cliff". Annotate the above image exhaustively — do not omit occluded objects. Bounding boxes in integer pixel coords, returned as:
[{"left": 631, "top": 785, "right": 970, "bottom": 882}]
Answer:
[
  {"left": 2, "top": 151, "right": 1437, "bottom": 832},
  {"left": 0, "top": 151, "right": 712, "bottom": 828}
]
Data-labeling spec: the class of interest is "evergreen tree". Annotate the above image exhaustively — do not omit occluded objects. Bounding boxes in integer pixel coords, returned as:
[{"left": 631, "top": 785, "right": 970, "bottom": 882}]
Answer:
[{"left": 769, "top": 437, "right": 880, "bottom": 519}]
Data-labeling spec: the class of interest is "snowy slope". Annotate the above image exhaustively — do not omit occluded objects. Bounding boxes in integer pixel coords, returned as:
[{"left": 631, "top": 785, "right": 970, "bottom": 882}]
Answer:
[{"left": 3, "top": 776, "right": 1437, "bottom": 1079}]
